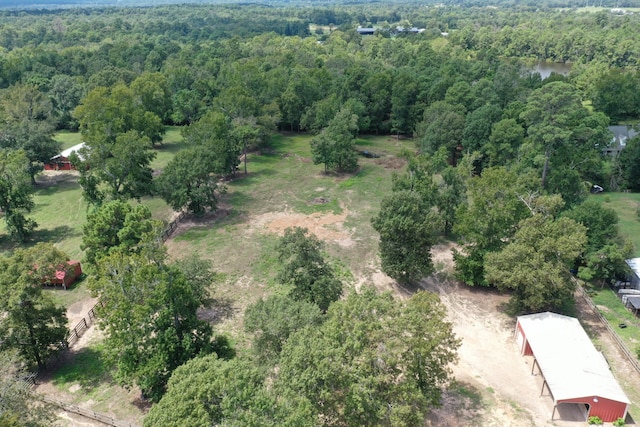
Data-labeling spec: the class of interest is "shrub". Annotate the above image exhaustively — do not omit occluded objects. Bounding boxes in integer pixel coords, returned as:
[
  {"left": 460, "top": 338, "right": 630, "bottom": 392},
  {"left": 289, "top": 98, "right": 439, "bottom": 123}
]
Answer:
[
  {"left": 613, "top": 417, "right": 625, "bottom": 427},
  {"left": 588, "top": 416, "right": 603, "bottom": 425}
]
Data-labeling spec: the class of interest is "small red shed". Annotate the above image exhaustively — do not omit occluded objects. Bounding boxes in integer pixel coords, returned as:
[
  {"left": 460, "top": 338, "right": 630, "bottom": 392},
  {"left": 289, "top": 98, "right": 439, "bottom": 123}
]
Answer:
[
  {"left": 516, "top": 312, "right": 629, "bottom": 423},
  {"left": 41, "top": 260, "right": 83, "bottom": 290},
  {"left": 44, "top": 143, "right": 86, "bottom": 171}
]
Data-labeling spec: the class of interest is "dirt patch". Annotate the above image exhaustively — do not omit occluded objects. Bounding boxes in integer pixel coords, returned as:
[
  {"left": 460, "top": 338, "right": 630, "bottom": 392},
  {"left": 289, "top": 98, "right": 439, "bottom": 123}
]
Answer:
[
  {"left": 251, "top": 209, "right": 355, "bottom": 248},
  {"left": 375, "top": 156, "right": 406, "bottom": 169}
]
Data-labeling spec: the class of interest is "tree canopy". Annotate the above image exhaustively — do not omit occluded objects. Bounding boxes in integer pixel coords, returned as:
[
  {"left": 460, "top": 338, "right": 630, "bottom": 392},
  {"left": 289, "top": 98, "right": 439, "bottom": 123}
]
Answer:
[
  {"left": 0, "top": 244, "right": 69, "bottom": 369},
  {"left": 485, "top": 206, "right": 587, "bottom": 313},
  {"left": 276, "top": 227, "right": 343, "bottom": 311}
]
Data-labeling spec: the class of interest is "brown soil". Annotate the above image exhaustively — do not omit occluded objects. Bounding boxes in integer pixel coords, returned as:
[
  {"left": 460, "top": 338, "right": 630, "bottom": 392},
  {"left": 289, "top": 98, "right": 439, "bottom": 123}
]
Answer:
[{"left": 251, "top": 208, "right": 355, "bottom": 248}]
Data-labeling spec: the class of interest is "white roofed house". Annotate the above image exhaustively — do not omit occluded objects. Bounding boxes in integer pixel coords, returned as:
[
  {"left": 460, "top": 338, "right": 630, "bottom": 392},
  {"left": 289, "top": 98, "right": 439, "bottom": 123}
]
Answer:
[{"left": 515, "top": 312, "right": 629, "bottom": 422}]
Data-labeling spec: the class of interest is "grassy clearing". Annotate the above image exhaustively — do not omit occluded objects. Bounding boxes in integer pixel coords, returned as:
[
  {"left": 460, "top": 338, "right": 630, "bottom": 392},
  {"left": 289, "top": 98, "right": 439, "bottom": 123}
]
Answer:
[
  {"left": 54, "top": 131, "right": 84, "bottom": 150},
  {"left": 590, "top": 192, "right": 640, "bottom": 256},
  {"left": 168, "top": 133, "right": 412, "bottom": 339},
  {"left": 151, "top": 126, "right": 187, "bottom": 171},
  {"left": 172, "top": 134, "right": 409, "bottom": 273}
]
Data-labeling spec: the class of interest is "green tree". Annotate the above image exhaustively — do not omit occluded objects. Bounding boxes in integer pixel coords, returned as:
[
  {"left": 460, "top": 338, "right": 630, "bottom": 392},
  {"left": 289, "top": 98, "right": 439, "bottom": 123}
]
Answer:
[
  {"left": 91, "top": 251, "right": 221, "bottom": 402},
  {"left": 144, "top": 354, "right": 316, "bottom": 427},
  {"left": 485, "top": 213, "right": 587, "bottom": 313},
  {"left": 277, "top": 288, "right": 460, "bottom": 427},
  {"left": 156, "top": 146, "right": 220, "bottom": 215},
  {"left": 461, "top": 104, "right": 502, "bottom": 160},
  {"left": 81, "top": 200, "right": 161, "bottom": 267},
  {"left": 0, "top": 83, "right": 61, "bottom": 183},
  {"left": 592, "top": 69, "right": 639, "bottom": 122},
  {"left": 562, "top": 199, "right": 620, "bottom": 255},
  {"left": 371, "top": 190, "right": 440, "bottom": 283},
  {"left": 390, "top": 68, "right": 418, "bottom": 136},
  {"left": 182, "top": 110, "right": 241, "bottom": 177},
  {"left": 618, "top": 135, "right": 640, "bottom": 191},
  {"left": 453, "top": 167, "right": 533, "bottom": 287},
  {"left": 484, "top": 118, "right": 524, "bottom": 167},
  {"left": 77, "top": 131, "right": 155, "bottom": 204},
  {"left": 276, "top": 227, "right": 343, "bottom": 312},
  {"left": 520, "top": 81, "right": 609, "bottom": 205},
  {"left": 415, "top": 101, "right": 465, "bottom": 164},
  {"left": 74, "top": 84, "right": 164, "bottom": 146},
  {"left": 0, "top": 350, "right": 56, "bottom": 426},
  {"left": 438, "top": 166, "right": 466, "bottom": 237},
  {"left": 49, "top": 74, "right": 84, "bottom": 130},
  {"left": 0, "top": 150, "right": 37, "bottom": 241},
  {"left": 310, "top": 108, "right": 359, "bottom": 173},
  {"left": 130, "top": 72, "right": 173, "bottom": 124},
  {"left": 0, "top": 244, "right": 69, "bottom": 369},
  {"left": 244, "top": 294, "right": 323, "bottom": 364}
]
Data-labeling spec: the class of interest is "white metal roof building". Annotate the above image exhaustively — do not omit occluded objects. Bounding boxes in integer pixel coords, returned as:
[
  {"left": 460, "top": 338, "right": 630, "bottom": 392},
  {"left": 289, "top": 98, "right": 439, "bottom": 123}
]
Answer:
[
  {"left": 515, "top": 312, "right": 629, "bottom": 422},
  {"left": 51, "top": 142, "right": 86, "bottom": 161},
  {"left": 626, "top": 258, "right": 640, "bottom": 289}
]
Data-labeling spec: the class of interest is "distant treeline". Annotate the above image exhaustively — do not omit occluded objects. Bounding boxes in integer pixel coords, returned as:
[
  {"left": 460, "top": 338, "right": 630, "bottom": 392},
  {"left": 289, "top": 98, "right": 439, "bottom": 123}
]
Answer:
[{"left": 4, "top": 0, "right": 640, "bottom": 10}]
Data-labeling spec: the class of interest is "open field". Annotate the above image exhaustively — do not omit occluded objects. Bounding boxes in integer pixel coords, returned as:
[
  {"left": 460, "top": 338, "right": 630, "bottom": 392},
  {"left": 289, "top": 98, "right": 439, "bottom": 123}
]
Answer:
[{"left": 591, "top": 192, "right": 640, "bottom": 257}]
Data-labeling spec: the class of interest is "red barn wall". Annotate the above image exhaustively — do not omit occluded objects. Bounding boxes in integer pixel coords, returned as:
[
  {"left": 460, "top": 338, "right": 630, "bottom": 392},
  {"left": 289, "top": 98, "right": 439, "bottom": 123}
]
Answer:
[
  {"left": 515, "top": 321, "right": 533, "bottom": 356},
  {"left": 558, "top": 396, "right": 627, "bottom": 422},
  {"left": 44, "top": 157, "right": 74, "bottom": 171}
]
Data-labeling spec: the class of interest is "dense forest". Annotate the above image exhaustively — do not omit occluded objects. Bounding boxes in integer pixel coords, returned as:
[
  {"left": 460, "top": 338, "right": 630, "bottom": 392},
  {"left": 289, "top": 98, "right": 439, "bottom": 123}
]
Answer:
[{"left": 1, "top": 1, "right": 640, "bottom": 426}]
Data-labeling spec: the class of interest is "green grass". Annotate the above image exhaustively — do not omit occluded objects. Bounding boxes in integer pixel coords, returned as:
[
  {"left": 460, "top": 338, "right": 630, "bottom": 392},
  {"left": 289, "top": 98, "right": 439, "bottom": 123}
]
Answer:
[
  {"left": 590, "top": 192, "right": 640, "bottom": 256},
  {"left": 54, "top": 131, "right": 84, "bottom": 150},
  {"left": 52, "top": 343, "right": 111, "bottom": 391},
  {"left": 588, "top": 284, "right": 640, "bottom": 348},
  {"left": 151, "top": 126, "right": 187, "bottom": 170},
  {"left": 173, "top": 134, "right": 410, "bottom": 279}
]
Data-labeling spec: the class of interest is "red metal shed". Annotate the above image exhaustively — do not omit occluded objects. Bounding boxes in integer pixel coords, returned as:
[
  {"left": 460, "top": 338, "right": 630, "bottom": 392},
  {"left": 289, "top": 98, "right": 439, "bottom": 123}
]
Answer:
[
  {"left": 44, "top": 143, "right": 85, "bottom": 171},
  {"left": 41, "top": 260, "right": 82, "bottom": 290},
  {"left": 516, "top": 312, "right": 629, "bottom": 423}
]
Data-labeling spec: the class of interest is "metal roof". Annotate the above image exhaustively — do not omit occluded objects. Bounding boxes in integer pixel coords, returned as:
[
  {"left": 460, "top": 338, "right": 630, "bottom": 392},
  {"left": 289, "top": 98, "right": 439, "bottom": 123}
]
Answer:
[
  {"left": 626, "top": 258, "right": 640, "bottom": 278},
  {"left": 626, "top": 296, "right": 640, "bottom": 310},
  {"left": 51, "top": 142, "right": 86, "bottom": 161},
  {"left": 517, "top": 312, "right": 630, "bottom": 404}
]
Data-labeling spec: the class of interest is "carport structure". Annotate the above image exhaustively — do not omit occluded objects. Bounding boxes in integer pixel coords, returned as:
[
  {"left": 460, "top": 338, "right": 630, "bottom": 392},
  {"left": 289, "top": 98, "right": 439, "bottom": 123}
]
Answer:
[{"left": 515, "top": 312, "right": 629, "bottom": 422}]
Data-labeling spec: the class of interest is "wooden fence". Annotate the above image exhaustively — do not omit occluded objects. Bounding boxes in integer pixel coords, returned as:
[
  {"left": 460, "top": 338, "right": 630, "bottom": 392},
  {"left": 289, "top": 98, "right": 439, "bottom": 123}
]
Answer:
[
  {"left": 42, "top": 396, "right": 139, "bottom": 427},
  {"left": 161, "top": 210, "right": 186, "bottom": 242},
  {"left": 66, "top": 299, "right": 103, "bottom": 347},
  {"left": 576, "top": 285, "right": 640, "bottom": 375}
]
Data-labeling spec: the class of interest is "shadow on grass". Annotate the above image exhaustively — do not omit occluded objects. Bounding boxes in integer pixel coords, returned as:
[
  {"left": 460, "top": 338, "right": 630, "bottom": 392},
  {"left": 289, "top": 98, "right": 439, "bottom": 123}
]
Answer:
[
  {"left": 31, "top": 225, "right": 79, "bottom": 243},
  {"left": 0, "top": 225, "right": 78, "bottom": 254},
  {"left": 229, "top": 168, "right": 278, "bottom": 187},
  {"left": 198, "top": 296, "right": 235, "bottom": 325},
  {"left": 153, "top": 139, "right": 186, "bottom": 154},
  {"left": 51, "top": 346, "right": 111, "bottom": 391},
  {"left": 34, "top": 173, "right": 80, "bottom": 193}
]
